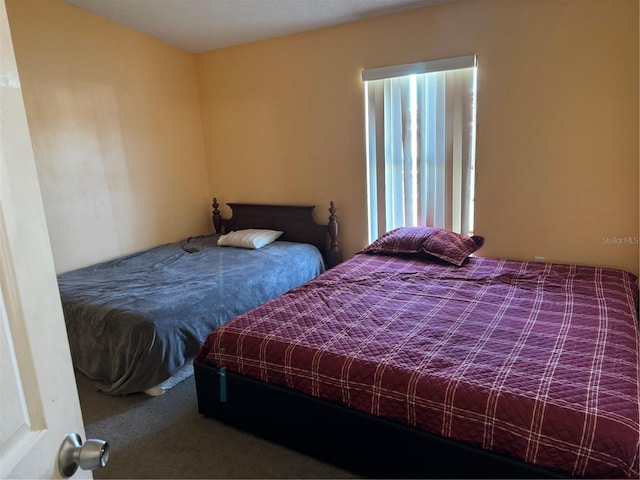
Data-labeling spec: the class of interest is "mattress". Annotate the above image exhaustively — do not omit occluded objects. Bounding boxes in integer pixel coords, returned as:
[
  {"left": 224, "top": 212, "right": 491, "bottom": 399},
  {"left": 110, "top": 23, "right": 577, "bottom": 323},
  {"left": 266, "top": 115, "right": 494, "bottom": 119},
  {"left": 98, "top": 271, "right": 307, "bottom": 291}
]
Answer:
[
  {"left": 58, "top": 234, "right": 325, "bottom": 395},
  {"left": 196, "top": 253, "right": 640, "bottom": 478}
]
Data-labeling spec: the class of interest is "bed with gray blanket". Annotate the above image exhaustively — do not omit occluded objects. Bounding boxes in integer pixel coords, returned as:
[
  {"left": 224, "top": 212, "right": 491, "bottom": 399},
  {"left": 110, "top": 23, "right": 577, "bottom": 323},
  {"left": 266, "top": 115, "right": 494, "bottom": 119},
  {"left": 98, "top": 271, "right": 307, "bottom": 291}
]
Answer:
[{"left": 57, "top": 200, "right": 341, "bottom": 396}]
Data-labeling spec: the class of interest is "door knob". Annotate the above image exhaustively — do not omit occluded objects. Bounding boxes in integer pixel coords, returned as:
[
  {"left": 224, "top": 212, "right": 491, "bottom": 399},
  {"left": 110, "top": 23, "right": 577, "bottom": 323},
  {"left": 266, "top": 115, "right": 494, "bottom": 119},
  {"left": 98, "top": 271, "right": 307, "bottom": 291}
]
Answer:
[{"left": 58, "top": 433, "right": 109, "bottom": 477}]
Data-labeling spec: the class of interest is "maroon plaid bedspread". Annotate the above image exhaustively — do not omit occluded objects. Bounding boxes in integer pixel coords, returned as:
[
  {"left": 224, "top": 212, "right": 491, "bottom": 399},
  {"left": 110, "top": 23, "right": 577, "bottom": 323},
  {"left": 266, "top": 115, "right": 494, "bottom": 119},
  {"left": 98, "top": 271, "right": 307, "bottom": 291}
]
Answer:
[{"left": 196, "top": 254, "right": 640, "bottom": 478}]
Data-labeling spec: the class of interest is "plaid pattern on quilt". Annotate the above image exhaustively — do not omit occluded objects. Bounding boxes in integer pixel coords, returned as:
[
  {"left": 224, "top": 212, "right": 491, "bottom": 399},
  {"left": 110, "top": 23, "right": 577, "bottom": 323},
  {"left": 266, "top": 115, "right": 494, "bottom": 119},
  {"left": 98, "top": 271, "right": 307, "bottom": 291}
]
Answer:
[{"left": 196, "top": 254, "right": 640, "bottom": 478}]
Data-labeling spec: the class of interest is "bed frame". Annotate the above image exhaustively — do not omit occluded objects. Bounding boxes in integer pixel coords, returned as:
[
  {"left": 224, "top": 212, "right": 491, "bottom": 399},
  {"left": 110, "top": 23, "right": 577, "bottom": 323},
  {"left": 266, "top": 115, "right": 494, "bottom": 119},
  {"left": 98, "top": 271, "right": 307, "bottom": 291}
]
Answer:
[
  {"left": 194, "top": 363, "right": 569, "bottom": 479},
  {"left": 211, "top": 198, "right": 342, "bottom": 269}
]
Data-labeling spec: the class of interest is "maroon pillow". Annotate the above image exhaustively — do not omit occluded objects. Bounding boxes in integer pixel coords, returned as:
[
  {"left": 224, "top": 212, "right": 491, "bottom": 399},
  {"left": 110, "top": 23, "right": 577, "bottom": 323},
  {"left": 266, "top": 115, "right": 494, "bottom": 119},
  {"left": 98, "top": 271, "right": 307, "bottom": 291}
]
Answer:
[
  {"left": 361, "top": 226, "right": 484, "bottom": 266},
  {"left": 421, "top": 227, "right": 484, "bottom": 266},
  {"left": 360, "top": 227, "right": 431, "bottom": 256}
]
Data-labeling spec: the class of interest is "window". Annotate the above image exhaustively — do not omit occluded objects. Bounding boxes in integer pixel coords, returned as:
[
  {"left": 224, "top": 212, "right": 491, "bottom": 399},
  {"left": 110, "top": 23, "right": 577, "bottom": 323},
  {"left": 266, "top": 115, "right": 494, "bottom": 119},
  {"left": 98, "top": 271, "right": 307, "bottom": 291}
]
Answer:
[{"left": 363, "top": 55, "right": 477, "bottom": 243}]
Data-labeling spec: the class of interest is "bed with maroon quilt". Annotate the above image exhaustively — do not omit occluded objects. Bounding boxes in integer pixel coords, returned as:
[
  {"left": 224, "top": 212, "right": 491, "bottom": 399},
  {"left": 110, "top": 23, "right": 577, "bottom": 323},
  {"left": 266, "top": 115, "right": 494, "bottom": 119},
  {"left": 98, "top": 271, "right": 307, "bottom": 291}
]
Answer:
[{"left": 194, "top": 227, "right": 640, "bottom": 478}]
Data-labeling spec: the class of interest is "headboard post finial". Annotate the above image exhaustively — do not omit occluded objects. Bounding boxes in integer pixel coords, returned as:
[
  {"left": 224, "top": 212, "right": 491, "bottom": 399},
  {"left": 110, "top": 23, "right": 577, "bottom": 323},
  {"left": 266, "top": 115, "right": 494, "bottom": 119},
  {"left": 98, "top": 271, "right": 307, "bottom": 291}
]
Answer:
[
  {"left": 212, "top": 197, "right": 222, "bottom": 233},
  {"left": 327, "top": 201, "right": 342, "bottom": 268}
]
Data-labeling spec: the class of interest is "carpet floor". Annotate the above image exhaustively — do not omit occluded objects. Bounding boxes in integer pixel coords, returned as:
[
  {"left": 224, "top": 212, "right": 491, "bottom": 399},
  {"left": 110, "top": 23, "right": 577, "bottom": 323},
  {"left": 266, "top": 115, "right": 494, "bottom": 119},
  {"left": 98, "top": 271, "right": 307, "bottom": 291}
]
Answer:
[{"left": 76, "top": 372, "right": 357, "bottom": 479}]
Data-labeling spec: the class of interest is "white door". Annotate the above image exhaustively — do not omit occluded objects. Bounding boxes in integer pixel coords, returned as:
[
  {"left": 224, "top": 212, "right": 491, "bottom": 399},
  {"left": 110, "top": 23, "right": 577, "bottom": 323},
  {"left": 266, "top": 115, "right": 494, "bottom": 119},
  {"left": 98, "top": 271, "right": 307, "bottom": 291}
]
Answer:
[{"left": 0, "top": 1, "right": 95, "bottom": 477}]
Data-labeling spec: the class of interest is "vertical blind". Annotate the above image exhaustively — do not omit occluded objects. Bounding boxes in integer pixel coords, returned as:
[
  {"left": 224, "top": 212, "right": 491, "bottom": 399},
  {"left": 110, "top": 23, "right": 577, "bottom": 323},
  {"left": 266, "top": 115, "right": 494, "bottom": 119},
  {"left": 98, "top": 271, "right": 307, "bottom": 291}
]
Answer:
[{"left": 363, "top": 55, "right": 477, "bottom": 242}]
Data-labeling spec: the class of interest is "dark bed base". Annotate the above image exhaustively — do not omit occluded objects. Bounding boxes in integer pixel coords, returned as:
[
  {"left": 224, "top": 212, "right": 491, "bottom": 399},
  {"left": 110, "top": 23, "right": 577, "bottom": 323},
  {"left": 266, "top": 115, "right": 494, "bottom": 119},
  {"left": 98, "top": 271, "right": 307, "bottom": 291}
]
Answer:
[{"left": 194, "top": 362, "right": 569, "bottom": 479}]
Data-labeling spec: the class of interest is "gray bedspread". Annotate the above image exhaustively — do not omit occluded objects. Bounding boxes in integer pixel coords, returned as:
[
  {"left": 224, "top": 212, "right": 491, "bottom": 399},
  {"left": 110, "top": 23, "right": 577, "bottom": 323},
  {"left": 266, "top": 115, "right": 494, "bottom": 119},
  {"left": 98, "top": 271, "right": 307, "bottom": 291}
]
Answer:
[{"left": 57, "top": 234, "right": 325, "bottom": 395}]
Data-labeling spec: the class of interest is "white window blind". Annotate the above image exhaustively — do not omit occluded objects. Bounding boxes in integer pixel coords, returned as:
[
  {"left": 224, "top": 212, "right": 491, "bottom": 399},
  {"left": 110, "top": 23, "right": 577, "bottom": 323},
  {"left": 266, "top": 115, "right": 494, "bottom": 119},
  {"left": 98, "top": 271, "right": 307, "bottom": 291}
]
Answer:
[{"left": 363, "top": 55, "right": 477, "bottom": 242}]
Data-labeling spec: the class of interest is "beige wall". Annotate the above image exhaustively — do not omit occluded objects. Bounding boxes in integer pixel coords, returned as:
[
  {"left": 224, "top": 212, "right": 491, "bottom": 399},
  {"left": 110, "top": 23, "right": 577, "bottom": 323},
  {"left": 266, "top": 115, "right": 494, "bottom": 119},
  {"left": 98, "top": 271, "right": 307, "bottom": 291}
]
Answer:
[
  {"left": 7, "top": 0, "right": 639, "bottom": 276},
  {"left": 197, "top": 0, "right": 639, "bottom": 275},
  {"left": 6, "top": 0, "right": 210, "bottom": 273}
]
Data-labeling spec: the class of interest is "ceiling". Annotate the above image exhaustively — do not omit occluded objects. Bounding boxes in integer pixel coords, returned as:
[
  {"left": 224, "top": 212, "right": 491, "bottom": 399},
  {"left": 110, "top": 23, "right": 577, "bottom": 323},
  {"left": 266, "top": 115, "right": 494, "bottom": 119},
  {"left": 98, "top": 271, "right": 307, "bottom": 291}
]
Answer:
[{"left": 64, "top": 0, "right": 451, "bottom": 53}]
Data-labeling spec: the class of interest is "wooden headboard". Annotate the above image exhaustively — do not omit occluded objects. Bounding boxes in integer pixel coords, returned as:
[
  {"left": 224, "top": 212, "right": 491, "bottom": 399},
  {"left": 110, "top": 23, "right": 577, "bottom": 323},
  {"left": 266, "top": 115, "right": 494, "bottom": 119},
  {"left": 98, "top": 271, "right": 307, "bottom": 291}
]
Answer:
[{"left": 211, "top": 198, "right": 342, "bottom": 269}]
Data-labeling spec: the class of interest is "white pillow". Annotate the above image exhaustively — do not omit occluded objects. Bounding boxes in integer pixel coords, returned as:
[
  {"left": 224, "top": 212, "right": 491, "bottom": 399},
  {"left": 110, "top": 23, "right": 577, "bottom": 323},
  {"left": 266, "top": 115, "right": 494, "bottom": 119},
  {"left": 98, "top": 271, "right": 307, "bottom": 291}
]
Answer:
[{"left": 217, "top": 229, "right": 284, "bottom": 249}]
